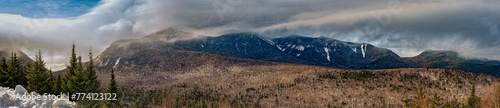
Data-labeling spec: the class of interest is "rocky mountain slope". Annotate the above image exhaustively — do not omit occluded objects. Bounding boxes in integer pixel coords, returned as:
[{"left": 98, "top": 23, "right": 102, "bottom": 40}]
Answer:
[
  {"left": 92, "top": 28, "right": 500, "bottom": 76},
  {"left": 41, "top": 28, "right": 500, "bottom": 107},
  {"left": 272, "top": 36, "right": 408, "bottom": 69},
  {"left": 0, "top": 39, "right": 33, "bottom": 64},
  {"left": 405, "top": 50, "right": 500, "bottom": 76}
]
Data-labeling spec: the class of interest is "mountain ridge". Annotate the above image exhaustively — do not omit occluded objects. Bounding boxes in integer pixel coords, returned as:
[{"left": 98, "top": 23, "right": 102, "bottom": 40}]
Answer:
[{"left": 90, "top": 28, "right": 500, "bottom": 76}]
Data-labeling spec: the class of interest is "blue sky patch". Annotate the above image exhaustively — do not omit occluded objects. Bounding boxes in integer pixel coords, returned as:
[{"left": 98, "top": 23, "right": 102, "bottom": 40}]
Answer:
[{"left": 0, "top": 0, "right": 101, "bottom": 18}]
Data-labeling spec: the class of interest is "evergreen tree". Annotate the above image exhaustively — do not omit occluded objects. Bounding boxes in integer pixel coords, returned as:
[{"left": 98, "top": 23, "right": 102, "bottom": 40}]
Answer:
[
  {"left": 48, "top": 68, "right": 54, "bottom": 91},
  {"left": 443, "top": 95, "right": 460, "bottom": 108},
  {"left": 53, "top": 75, "right": 62, "bottom": 94},
  {"left": 107, "top": 68, "right": 119, "bottom": 107},
  {"left": 6, "top": 52, "right": 28, "bottom": 88},
  {"left": 412, "top": 86, "right": 428, "bottom": 108},
  {"left": 430, "top": 93, "right": 443, "bottom": 107},
  {"left": 86, "top": 49, "right": 100, "bottom": 93},
  {"left": 26, "top": 50, "right": 53, "bottom": 94},
  {"left": 108, "top": 69, "right": 118, "bottom": 93},
  {"left": 67, "top": 56, "right": 88, "bottom": 95},
  {"left": 465, "top": 81, "right": 480, "bottom": 108},
  {"left": 74, "top": 56, "right": 101, "bottom": 107},
  {"left": 68, "top": 43, "right": 78, "bottom": 76},
  {"left": 0, "top": 57, "right": 8, "bottom": 87},
  {"left": 0, "top": 57, "right": 6, "bottom": 69},
  {"left": 60, "top": 44, "right": 102, "bottom": 107},
  {"left": 62, "top": 43, "right": 81, "bottom": 99},
  {"left": 77, "top": 49, "right": 103, "bottom": 107}
]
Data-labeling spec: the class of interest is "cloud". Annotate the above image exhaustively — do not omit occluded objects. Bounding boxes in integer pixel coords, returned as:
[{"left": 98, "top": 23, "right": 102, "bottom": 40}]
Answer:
[
  {"left": 0, "top": 0, "right": 178, "bottom": 70},
  {"left": 1, "top": 0, "right": 500, "bottom": 70},
  {"left": 186, "top": 0, "right": 500, "bottom": 60}
]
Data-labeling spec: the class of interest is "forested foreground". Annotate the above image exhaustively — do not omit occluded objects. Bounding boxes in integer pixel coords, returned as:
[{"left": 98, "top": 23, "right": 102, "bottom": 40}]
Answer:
[
  {"left": 0, "top": 44, "right": 119, "bottom": 107},
  {"left": 1, "top": 44, "right": 500, "bottom": 108}
]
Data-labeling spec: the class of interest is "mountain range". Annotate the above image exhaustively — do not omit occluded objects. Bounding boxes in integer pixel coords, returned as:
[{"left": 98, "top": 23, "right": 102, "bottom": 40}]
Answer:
[
  {"left": 84, "top": 28, "right": 499, "bottom": 107},
  {"left": 1, "top": 28, "right": 498, "bottom": 77},
  {"left": 90, "top": 28, "right": 499, "bottom": 77},
  {"left": 3, "top": 28, "right": 499, "bottom": 107}
]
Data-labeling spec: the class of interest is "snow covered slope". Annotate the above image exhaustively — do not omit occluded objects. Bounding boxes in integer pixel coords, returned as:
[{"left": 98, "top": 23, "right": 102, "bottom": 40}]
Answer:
[{"left": 272, "top": 36, "right": 408, "bottom": 69}]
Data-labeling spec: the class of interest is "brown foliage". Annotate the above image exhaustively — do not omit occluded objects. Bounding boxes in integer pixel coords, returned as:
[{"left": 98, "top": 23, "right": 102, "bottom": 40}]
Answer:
[{"left": 480, "top": 81, "right": 500, "bottom": 108}]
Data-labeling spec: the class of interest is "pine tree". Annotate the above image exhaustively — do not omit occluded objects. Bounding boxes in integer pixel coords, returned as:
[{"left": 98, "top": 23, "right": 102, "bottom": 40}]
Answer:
[
  {"left": 107, "top": 68, "right": 119, "bottom": 107},
  {"left": 68, "top": 43, "right": 78, "bottom": 76},
  {"left": 26, "top": 50, "right": 53, "bottom": 94},
  {"left": 62, "top": 43, "right": 81, "bottom": 99},
  {"left": 108, "top": 69, "right": 118, "bottom": 93},
  {"left": 443, "top": 95, "right": 460, "bottom": 108},
  {"left": 77, "top": 49, "right": 103, "bottom": 107},
  {"left": 0, "top": 57, "right": 8, "bottom": 87},
  {"left": 70, "top": 56, "right": 88, "bottom": 93},
  {"left": 60, "top": 44, "right": 102, "bottom": 107},
  {"left": 74, "top": 56, "right": 100, "bottom": 107},
  {"left": 53, "top": 75, "right": 62, "bottom": 94},
  {"left": 48, "top": 68, "right": 54, "bottom": 90},
  {"left": 6, "top": 52, "right": 28, "bottom": 88},
  {"left": 430, "top": 93, "right": 443, "bottom": 107},
  {"left": 465, "top": 81, "right": 480, "bottom": 108},
  {"left": 86, "top": 49, "right": 100, "bottom": 93},
  {"left": 0, "top": 57, "right": 6, "bottom": 69},
  {"left": 412, "top": 86, "right": 428, "bottom": 108}
]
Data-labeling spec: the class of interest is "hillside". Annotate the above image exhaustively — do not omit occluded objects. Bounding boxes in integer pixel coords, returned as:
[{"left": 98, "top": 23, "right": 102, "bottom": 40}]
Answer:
[
  {"left": 90, "top": 45, "right": 498, "bottom": 107},
  {"left": 0, "top": 39, "right": 33, "bottom": 64},
  {"left": 272, "top": 36, "right": 408, "bottom": 69},
  {"left": 95, "top": 53, "right": 497, "bottom": 107},
  {"left": 405, "top": 50, "right": 500, "bottom": 77},
  {"left": 79, "top": 29, "right": 500, "bottom": 107},
  {"left": 90, "top": 29, "right": 500, "bottom": 76},
  {"left": 0, "top": 49, "right": 33, "bottom": 64}
]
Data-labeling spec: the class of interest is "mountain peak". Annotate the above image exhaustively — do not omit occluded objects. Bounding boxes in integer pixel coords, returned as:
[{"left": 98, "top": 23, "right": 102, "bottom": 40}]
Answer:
[
  {"left": 143, "top": 28, "right": 197, "bottom": 40},
  {"left": 219, "top": 32, "right": 261, "bottom": 38},
  {"left": 418, "top": 50, "right": 460, "bottom": 58},
  {"left": 0, "top": 48, "right": 33, "bottom": 64}
]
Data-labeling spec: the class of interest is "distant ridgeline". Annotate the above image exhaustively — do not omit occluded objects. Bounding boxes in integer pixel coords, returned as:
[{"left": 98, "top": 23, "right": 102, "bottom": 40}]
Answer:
[
  {"left": 92, "top": 28, "right": 500, "bottom": 77},
  {"left": 0, "top": 48, "right": 33, "bottom": 64},
  {"left": 1, "top": 29, "right": 499, "bottom": 77}
]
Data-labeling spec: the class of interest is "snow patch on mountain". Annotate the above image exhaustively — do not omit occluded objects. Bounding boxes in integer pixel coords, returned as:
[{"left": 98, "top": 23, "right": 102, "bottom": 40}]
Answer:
[
  {"left": 295, "top": 45, "right": 305, "bottom": 51},
  {"left": 350, "top": 47, "right": 357, "bottom": 53},
  {"left": 324, "top": 47, "right": 331, "bottom": 61},
  {"left": 0, "top": 85, "right": 75, "bottom": 108},
  {"left": 259, "top": 37, "right": 275, "bottom": 45},
  {"left": 235, "top": 43, "right": 241, "bottom": 52},
  {"left": 278, "top": 43, "right": 305, "bottom": 52},
  {"left": 113, "top": 57, "right": 121, "bottom": 68},
  {"left": 361, "top": 44, "right": 367, "bottom": 58}
]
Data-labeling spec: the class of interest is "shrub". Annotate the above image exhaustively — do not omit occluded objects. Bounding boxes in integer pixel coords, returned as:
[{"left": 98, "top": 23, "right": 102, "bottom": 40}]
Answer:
[{"left": 341, "top": 70, "right": 374, "bottom": 81}]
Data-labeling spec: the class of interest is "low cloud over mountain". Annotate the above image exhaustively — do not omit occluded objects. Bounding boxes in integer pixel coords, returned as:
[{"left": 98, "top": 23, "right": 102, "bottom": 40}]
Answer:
[{"left": 1, "top": 0, "right": 500, "bottom": 70}]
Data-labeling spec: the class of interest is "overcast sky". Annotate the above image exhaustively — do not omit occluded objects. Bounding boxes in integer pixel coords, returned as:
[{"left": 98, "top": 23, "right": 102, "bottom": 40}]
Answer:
[{"left": 1, "top": 0, "right": 499, "bottom": 70}]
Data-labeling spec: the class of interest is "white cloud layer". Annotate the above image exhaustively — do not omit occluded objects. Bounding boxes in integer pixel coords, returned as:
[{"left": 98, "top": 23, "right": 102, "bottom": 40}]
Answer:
[
  {"left": 0, "top": 0, "right": 177, "bottom": 70},
  {"left": 0, "top": 0, "right": 500, "bottom": 70}
]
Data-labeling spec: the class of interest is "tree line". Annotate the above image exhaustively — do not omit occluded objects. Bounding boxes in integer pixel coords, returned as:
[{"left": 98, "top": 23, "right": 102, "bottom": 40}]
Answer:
[{"left": 0, "top": 43, "right": 119, "bottom": 107}]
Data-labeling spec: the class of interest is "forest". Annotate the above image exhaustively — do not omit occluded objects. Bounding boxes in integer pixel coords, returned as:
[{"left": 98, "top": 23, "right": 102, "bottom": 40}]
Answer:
[{"left": 1, "top": 44, "right": 500, "bottom": 108}]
